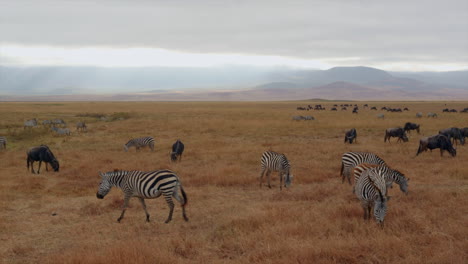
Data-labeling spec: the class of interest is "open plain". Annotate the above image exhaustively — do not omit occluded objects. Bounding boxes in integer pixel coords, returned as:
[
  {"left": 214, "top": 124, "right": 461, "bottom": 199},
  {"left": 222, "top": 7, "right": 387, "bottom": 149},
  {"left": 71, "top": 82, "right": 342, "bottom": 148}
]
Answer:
[{"left": 0, "top": 101, "right": 467, "bottom": 264}]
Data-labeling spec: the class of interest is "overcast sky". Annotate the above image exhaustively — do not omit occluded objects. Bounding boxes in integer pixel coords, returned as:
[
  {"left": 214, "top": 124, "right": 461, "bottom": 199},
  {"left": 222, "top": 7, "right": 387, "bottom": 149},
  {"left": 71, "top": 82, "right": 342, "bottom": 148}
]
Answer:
[{"left": 1, "top": 0, "right": 467, "bottom": 71}]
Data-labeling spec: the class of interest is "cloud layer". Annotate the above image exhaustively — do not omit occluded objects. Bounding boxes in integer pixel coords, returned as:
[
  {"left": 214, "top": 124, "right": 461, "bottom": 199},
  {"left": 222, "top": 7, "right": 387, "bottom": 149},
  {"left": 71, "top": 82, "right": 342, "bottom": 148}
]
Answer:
[{"left": 1, "top": 0, "right": 467, "bottom": 69}]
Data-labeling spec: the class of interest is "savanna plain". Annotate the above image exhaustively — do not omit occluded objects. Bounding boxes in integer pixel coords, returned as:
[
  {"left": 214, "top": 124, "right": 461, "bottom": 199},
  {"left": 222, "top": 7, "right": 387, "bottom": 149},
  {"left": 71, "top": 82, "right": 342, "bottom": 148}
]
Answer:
[{"left": 0, "top": 101, "right": 467, "bottom": 264}]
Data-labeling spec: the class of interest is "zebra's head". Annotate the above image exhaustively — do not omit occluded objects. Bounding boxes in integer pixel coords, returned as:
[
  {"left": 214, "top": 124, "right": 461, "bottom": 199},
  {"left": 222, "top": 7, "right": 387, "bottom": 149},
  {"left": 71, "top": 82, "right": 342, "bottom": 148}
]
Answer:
[
  {"left": 96, "top": 172, "right": 111, "bottom": 199},
  {"left": 374, "top": 196, "right": 390, "bottom": 227},
  {"left": 123, "top": 144, "right": 129, "bottom": 152},
  {"left": 284, "top": 173, "right": 293, "bottom": 188},
  {"left": 399, "top": 177, "right": 409, "bottom": 195}
]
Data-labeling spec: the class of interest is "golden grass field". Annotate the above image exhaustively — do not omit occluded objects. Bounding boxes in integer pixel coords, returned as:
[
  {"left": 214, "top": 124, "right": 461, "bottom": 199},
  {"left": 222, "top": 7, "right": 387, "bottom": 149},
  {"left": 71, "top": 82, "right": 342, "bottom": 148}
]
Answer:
[{"left": 0, "top": 101, "right": 467, "bottom": 264}]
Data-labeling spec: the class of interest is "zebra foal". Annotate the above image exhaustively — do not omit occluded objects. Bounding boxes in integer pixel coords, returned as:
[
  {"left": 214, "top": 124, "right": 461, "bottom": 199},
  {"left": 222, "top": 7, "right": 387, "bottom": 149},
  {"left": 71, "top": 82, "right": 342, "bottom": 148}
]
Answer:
[
  {"left": 340, "top": 152, "right": 386, "bottom": 185},
  {"left": 96, "top": 169, "right": 188, "bottom": 223},
  {"left": 124, "top": 137, "right": 155, "bottom": 152},
  {"left": 259, "top": 151, "right": 293, "bottom": 190},
  {"left": 355, "top": 167, "right": 390, "bottom": 227}
]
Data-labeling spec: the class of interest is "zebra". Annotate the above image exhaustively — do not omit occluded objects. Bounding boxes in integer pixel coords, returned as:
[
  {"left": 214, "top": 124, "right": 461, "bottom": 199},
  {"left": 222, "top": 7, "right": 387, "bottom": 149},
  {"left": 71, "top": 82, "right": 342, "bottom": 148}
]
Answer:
[
  {"left": 124, "top": 137, "right": 155, "bottom": 152},
  {"left": 292, "top": 116, "right": 305, "bottom": 121},
  {"left": 24, "top": 118, "right": 38, "bottom": 129},
  {"left": 96, "top": 169, "right": 188, "bottom": 223},
  {"left": 377, "top": 114, "right": 385, "bottom": 119},
  {"left": 76, "top": 122, "right": 87, "bottom": 132},
  {"left": 52, "top": 127, "right": 71, "bottom": 136},
  {"left": 353, "top": 163, "right": 409, "bottom": 195},
  {"left": 427, "top": 112, "right": 437, "bottom": 118},
  {"left": 340, "top": 152, "right": 386, "bottom": 185},
  {"left": 0, "top": 136, "right": 6, "bottom": 150},
  {"left": 355, "top": 166, "right": 390, "bottom": 227},
  {"left": 416, "top": 112, "right": 423, "bottom": 118},
  {"left": 259, "top": 151, "right": 293, "bottom": 190},
  {"left": 52, "top": 119, "right": 67, "bottom": 127},
  {"left": 42, "top": 120, "right": 52, "bottom": 127}
]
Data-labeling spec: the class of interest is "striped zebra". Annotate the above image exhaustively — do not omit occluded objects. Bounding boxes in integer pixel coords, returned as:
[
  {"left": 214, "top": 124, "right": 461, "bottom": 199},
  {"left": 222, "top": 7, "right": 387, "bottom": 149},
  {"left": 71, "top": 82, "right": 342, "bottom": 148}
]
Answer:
[
  {"left": 96, "top": 169, "right": 188, "bottom": 223},
  {"left": 52, "top": 127, "right": 71, "bottom": 136},
  {"left": 124, "top": 137, "right": 155, "bottom": 152},
  {"left": 0, "top": 136, "right": 6, "bottom": 150},
  {"left": 355, "top": 167, "right": 390, "bottom": 226},
  {"left": 24, "top": 118, "right": 38, "bottom": 129},
  {"left": 259, "top": 151, "right": 293, "bottom": 190},
  {"left": 340, "top": 152, "right": 386, "bottom": 185},
  {"left": 353, "top": 163, "right": 409, "bottom": 195}
]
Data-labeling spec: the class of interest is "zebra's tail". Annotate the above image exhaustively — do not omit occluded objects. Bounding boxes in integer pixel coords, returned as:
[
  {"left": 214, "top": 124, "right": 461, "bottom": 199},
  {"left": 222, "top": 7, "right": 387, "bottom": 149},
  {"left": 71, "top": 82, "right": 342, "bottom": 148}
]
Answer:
[{"left": 180, "top": 184, "right": 188, "bottom": 207}]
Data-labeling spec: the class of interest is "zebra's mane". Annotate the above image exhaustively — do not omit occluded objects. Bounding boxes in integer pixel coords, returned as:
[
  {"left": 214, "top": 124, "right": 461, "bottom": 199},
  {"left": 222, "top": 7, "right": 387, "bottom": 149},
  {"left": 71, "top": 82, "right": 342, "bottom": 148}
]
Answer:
[{"left": 366, "top": 169, "right": 386, "bottom": 202}]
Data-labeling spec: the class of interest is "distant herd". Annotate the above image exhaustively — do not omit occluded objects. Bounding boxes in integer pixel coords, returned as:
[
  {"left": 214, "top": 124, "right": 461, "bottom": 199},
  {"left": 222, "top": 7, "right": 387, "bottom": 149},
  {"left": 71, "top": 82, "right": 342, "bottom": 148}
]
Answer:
[{"left": 0, "top": 102, "right": 466, "bottom": 227}]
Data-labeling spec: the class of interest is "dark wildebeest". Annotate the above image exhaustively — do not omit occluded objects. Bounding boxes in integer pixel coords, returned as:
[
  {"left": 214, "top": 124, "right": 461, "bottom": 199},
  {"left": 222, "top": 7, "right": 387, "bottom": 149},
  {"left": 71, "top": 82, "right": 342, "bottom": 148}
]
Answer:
[
  {"left": 403, "top": 107, "right": 409, "bottom": 111},
  {"left": 416, "top": 134, "right": 456, "bottom": 157},
  {"left": 439, "top": 127, "right": 465, "bottom": 146},
  {"left": 352, "top": 108, "right": 358, "bottom": 114},
  {"left": 171, "top": 140, "right": 185, "bottom": 162},
  {"left": 460, "top": 127, "right": 468, "bottom": 140},
  {"left": 404, "top": 122, "right": 420, "bottom": 134},
  {"left": 344, "top": 128, "right": 357, "bottom": 144},
  {"left": 370, "top": 107, "right": 377, "bottom": 110},
  {"left": 331, "top": 107, "right": 337, "bottom": 111},
  {"left": 27, "top": 145, "right": 60, "bottom": 174},
  {"left": 384, "top": 127, "right": 408, "bottom": 142}
]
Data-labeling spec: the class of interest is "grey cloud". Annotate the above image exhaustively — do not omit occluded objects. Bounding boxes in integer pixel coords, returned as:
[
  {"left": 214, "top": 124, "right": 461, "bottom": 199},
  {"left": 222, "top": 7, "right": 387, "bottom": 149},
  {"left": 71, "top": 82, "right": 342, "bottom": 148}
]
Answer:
[{"left": 1, "top": 0, "right": 467, "bottom": 66}]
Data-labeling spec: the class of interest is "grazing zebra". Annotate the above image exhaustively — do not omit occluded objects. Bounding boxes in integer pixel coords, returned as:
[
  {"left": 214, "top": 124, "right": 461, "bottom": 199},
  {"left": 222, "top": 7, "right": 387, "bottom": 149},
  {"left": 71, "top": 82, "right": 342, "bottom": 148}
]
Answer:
[
  {"left": 427, "top": 112, "right": 437, "bottom": 118},
  {"left": 171, "top": 139, "right": 185, "bottom": 162},
  {"left": 52, "top": 118, "right": 67, "bottom": 127},
  {"left": 0, "top": 136, "right": 6, "bottom": 150},
  {"left": 416, "top": 112, "right": 423, "bottom": 118},
  {"left": 259, "top": 151, "right": 293, "bottom": 190},
  {"left": 24, "top": 118, "right": 38, "bottom": 129},
  {"left": 124, "top": 137, "right": 155, "bottom": 152},
  {"left": 96, "top": 169, "right": 188, "bottom": 223},
  {"left": 377, "top": 114, "right": 385, "bottom": 119},
  {"left": 355, "top": 167, "right": 390, "bottom": 226},
  {"left": 52, "top": 127, "right": 71, "bottom": 136},
  {"left": 340, "top": 152, "right": 386, "bottom": 185},
  {"left": 292, "top": 116, "right": 305, "bottom": 121},
  {"left": 76, "top": 122, "right": 87, "bottom": 132},
  {"left": 42, "top": 120, "right": 52, "bottom": 126},
  {"left": 353, "top": 163, "right": 409, "bottom": 195}
]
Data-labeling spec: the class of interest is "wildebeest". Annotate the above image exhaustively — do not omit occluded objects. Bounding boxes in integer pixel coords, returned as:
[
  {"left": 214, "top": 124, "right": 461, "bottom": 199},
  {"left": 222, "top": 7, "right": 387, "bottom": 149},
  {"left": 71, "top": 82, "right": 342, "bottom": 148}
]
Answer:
[
  {"left": 416, "top": 134, "right": 456, "bottom": 157},
  {"left": 404, "top": 122, "right": 420, "bottom": 134},
  {"left": 403, "top": 107, "right": 409, "bottom": 111},
  {"left": 171, "top": 139, "right": 185, "bottom": 162},
  {"left": 24, "top": 118, "right": 38, "bottom": 129},
  {"left": 384, "top": 127, "right": 408, "bottom": 142},
  {"left": 416, "top": 112, "right": 423, "bottom": 118},
  {"left": 461, "top": 127, "right": 468, "bottom": 140},
  {"left": 377, "top": 114, "right": 385, "bottom": 119},
  {"left": 370, "top": 107, "right": 377, "bottom": 110},
  {"left": 27, "top": 145, "right": 60, "bottom": 174},
  {"left": 352, "top": 108, "right": 358, "bottom": 114},
  {"left": 344, "top": 128, "right": 357, "bottom": 144},
  {"left": 76, "top": 122, "right": 87, "bottom": 132},
  {"left": 331, "top": 107, "right": 337, "bottom": 111},
  {"left": 303, "top": 116, "right": 314, "bottom": 120},
  {"left": 427, "top": 112, "right": 437, "bottom": 118},
  {"left": 439, "top": 127, "right": 465, "bottom": 146}
]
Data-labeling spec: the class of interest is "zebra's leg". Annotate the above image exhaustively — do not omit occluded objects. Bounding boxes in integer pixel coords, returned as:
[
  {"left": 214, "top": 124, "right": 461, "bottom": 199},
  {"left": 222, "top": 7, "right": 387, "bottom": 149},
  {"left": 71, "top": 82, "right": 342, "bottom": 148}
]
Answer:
[
  {"left": 138, "top": 197, "right": 150, "bottom": 222},
  {"left": 266, "top": 170, "right": 272, "bottom": 188},
  {"left": 173, "top": 187, "right": 189, "bottom": 221},
  {"left": 164, "top": 196, "right": 175, "bottom": 223},
  {"left": 279, "top": 172, "right": 283, "bottom": 190},
  {"left": 117, "top": 196, "right": 131, "bottom": 223},
  {"left": 259, "top": 168, "right": 265, "bottom": 187}
]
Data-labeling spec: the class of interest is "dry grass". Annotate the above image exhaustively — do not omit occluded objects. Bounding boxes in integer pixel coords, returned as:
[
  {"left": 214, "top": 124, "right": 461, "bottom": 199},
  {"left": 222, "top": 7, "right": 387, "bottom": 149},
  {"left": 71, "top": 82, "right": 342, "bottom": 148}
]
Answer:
[{"left": 0, "top": 101, "right": 467, "bottom": 264}]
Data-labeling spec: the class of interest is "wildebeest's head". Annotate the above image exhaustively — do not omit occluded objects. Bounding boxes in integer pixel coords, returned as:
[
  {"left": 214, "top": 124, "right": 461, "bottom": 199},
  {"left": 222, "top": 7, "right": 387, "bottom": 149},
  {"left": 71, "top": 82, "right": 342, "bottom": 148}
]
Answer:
[
  {"left": 50, "top": 159, "right": 60, "bottom": 172},
  {"left": 171, "top": 152, "right": 178, "bottom": 162}
]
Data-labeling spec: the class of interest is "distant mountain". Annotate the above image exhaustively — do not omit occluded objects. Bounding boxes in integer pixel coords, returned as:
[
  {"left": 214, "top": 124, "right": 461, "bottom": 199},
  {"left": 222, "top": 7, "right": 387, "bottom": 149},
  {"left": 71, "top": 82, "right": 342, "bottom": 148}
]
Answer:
[{"left": 1, "top": 65, "right": 467, "bottom": 100}]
